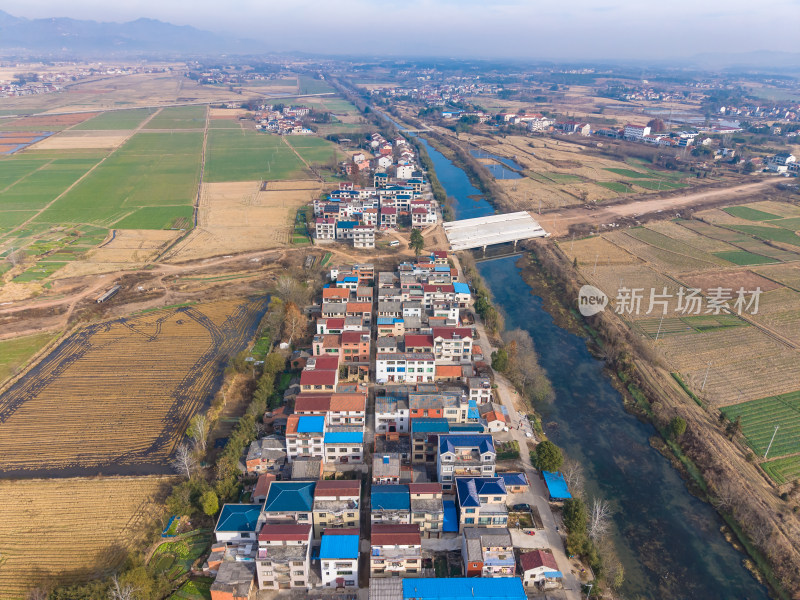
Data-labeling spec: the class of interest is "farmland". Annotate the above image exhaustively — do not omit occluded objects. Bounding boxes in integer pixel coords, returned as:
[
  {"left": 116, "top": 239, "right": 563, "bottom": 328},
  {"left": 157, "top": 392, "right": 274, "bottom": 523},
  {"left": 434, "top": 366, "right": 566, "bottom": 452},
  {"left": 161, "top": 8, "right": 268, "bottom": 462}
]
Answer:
[
  {"left": 0, "top": 476, "right": 173, "bottom": 600},
  {"left": 719, "top": 392, "right": 800, "bottom": 458},
  {"left": 0, "top": 332, "right": 57, "bottom": 385},
  {"left": 144, "top": 106, "right": 207, "bottom": 130},
  {"left": 204, "top": 129, "right": 308, "bottom": 182},
  {"left": 72, "top": 107, "right": 158, "bottom": 130},
  {"left": 0, "top": 298, "right": 268, "bottom": 476}
]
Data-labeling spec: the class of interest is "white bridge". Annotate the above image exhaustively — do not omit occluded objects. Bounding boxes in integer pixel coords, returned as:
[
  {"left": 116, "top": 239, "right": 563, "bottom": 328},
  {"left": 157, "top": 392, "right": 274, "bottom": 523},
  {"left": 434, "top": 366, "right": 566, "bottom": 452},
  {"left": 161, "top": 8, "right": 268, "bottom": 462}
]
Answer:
[{"left": 443, "top": 211, "right": 549, "bottom": 251}]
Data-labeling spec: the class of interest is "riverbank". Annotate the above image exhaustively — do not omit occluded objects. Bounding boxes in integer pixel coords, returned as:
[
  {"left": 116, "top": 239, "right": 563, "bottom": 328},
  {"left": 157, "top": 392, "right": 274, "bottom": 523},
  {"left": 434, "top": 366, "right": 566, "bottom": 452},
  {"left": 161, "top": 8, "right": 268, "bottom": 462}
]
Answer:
[{"left": 518, "top": 239, "right": 794, "bottom": 599}]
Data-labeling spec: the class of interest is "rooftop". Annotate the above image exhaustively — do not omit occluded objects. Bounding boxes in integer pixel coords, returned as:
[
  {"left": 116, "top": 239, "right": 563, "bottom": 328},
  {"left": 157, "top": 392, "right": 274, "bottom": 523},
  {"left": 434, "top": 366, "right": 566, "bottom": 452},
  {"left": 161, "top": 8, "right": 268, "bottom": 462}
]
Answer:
[
  {"left": 371, "top": 484, "right": 410, "bottom": 511},
  {"left": 320, "top": 534, "right": 360, "bottom": 560},
  {"left": 455, "top": 477, "right": 507, "bottom": 508},
  {"left": 324, "top": 430, "right": 364, "bottom": 444},
  {"left": 401, "top": 578, "right": 526, "bottom": 600},
  {"left": 258, "top": 522, "right": 312, "bottom": 543},
  {"left": 372, "top": 523, "right": 421, "bottom": 547},
  {"left": 297, "top": 415, "right": 325, "bottom": 433},
  {"left": 215, "top": 504, "right": 261, "bottom": 533},
  {"left": 263, "top": 481, "right": 316, "bottom": 513},
  {"left": 439, "top": 434, "right": 495, "bottom": 456},
  {"left": 520, "top": 549, "right": 559, "bottom": 572}
]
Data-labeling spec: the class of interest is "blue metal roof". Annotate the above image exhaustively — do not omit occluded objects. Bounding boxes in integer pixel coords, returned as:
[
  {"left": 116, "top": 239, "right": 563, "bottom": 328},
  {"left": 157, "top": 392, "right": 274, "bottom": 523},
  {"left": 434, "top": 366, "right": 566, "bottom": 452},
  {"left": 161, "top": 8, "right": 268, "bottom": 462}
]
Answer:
[
  {"left": 337, "top": 221, "right": 357, "bottom": 229},
  {"left": 215, "top": 504, "right": 261, "bottom": 533},
  {"left": 543, "top": 471, "right": 572, "bottom": 500},
  {"left": 442, "top": 500, "right": 458, "bottom": 532},
  {"left": 449, "top": 423, "right": 485, "bottom": 433},
  {"left": 544, "top": 571, "right": 564, "bottom": 578},
  {"left": 319, "top": 534, "right": 359, "bottom": 560},
  {"left": 324, "top": 431, "right": 364, "bottom": 444},
  {"left": 467, "top": 399, "right": 479, "bottom": 420},
  {"left": 264, "top": 481, "right": 316, "bottom": 513},
  {"left": 438, "top": 434, "right": 495, "bottom": 456},
  {"left": 456, "top": 477, "right": 507, "bottom": 508},
  {"left": 453, "top": 282, "right": 470, "bottom": 294},
  {"left": 434, "top": 266, "right": 450, "bottom": 272},
  {"left": 402, "top": 578, "right": 526, "bottom": 600},
  {"left": 371, "top": 484, "right": 410, "bottom": 511},
  {"left": 297, "top": 416, "right": 325, "bottom": 433},
  {"left": 500, "top": 472, "right": 529, "bottom": 487},
  {"left": 377, "top": 317, "right": 403, "bottom": 325},
  {"left": 343, "top": 276, "right": 358, "bottom": 282},
  {"left": 411, "top": 418, "right": 449, "bottom": 434}
]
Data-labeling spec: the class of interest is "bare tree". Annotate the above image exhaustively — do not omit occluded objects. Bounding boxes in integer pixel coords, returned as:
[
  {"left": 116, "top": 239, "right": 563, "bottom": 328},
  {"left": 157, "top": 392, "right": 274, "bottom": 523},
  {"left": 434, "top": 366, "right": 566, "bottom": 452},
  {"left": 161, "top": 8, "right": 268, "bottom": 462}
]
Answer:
[
  {"left": 108, "top": 575, "right": 135, "bottom": 600},
  {"left": 588, "top": 498, "right": 612, "bottom": 542},
  {"left": 188, "top": 414, "right": 209, "bottom": 452},
  {"left": 282, "top": 302, "right": 307, "bottom": 344},
  {"left": 26, "top": 588, "right": 49, "bottom": 600},
  {"left": 171, "top": 443, "right": 198, "bottom": 478},
  {"left": 562, "top": 458, "right": 584, "bottom": 496},
  {"left": 275, "top": 275, "right": 309, "bottom": 307},
  {"left": 6, "top": 248, "right": 27, "bottom": 268}
]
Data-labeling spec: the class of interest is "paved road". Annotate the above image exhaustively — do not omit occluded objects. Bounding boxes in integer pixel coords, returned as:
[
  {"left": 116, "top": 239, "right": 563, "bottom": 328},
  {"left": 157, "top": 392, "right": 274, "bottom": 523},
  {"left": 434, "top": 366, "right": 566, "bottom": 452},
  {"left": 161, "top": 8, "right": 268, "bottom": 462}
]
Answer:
[{"left": 470, "top": 313, "right": 585, "bottom": 599}]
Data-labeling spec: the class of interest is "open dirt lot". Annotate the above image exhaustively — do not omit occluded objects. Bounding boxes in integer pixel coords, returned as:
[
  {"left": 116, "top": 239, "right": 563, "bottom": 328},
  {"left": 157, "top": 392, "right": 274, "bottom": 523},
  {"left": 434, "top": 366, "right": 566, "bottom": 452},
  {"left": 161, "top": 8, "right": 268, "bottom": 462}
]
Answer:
[
  {"left": 32, "top": 130, "right": 131, "bottom": 150},
  {"left": 0, "top": 112, "right": 99, "bottom": 130},
  {"left": 0, "top": 476, "right": 172, "bottom": 600},
  {"left": 166, "top": 180, "right": 321, "bottom": 261}
]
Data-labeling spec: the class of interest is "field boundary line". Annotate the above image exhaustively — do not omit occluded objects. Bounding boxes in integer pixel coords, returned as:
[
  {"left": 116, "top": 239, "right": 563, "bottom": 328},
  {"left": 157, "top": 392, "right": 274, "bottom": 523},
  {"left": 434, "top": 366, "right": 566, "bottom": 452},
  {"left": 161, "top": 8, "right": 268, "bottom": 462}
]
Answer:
[
  {"left": 281, "top": 136, "right": 323, "bottom": 182},
  {"left": 0, "top": 158, "right": 56, "bottom": 196},
  {"left": 7, "top": 108, "right": 164, "bottom": 236}
]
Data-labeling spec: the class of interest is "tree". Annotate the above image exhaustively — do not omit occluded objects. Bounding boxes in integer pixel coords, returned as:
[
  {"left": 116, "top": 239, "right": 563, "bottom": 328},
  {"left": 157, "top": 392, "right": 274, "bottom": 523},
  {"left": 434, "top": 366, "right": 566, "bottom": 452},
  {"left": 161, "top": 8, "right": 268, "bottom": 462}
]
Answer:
[
  {"left": 171, "top": 443, "right": 198, "bottom": 478},
  {"left": 275, "top": 275, "right": 308, "bottom": 307},
  {"left": 282, "top": 302, "right": 306, "bottom": 344},
  {"left": 587, "top": 498, "right": 612, "bottom": 541},
  {"left": 6, "top": 248, "right": 26, "bottom": 268},
  {"left": 669, "top": 416, "right": 687, "bottom": 439},
  {"left": 562, "top": 497, "right": 587, "bottom": 533},
  {"left": 532, "top": 440, "right": 564, "bottom": 473},
  {"left": 108, "top": 575, "right": 135, "bottom": 600},
  {"left": 562, "top": 458, "right": 584, "bottom": 495},
  {"left": 647, "top": 118, "right": 666, "bottom": 132},
  {"left": 200, "top": 490, "right": 219, "bottom": 516},
  {"left": 187, "top": 415, "right": 209, "bottom": 452},
  {"left": 409, "top": 228, "right": 425, "bottom": 256},
  {"left": 263, "top": 352, "right": 285, "bottom": 376},
  {"left": 491, "top": 348, "right": 509, "bottom": 372}
]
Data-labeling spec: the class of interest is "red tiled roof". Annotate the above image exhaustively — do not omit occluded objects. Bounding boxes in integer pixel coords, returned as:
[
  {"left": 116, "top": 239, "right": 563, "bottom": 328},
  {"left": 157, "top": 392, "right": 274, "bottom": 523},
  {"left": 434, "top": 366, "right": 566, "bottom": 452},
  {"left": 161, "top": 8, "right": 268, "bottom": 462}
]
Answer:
[
  {"left": 408, "top": 483, "right": 442, "bottom": 494},
  {"left": 347, "top": 302, "right": 372, "bottom": 313},
  {"left": 253, "top": 473, "right": 276, "bottom": 499},
  {"left": 520, "top": 549, "right": 558, "bottom": 572},
  {"left": 324, "top": 527, "right": 360, "bottom": 536},
  {"left": 323, "top": 287, "right": 350, "bottom": 300},
  {"left": 341, "top": 330, "right": 366, "bottom": 344},
  {"left": 423, "top": 284, "right": 454, "bottom": 293},
  {"left": 371, "top": 523, "right": 421, "bottom": 547},
  {"left": 435, "top": 365, "right": 462, "bottom": 377},
  {"left": 258, "top": 523, "right": 312, "bottom": 542},
  {"left": 309, "top": 356, "right": 340, "bottom": 371},
  {"left": 322, "top": 318, "right": 345, "bottom": 330},
  {"left": 404, "top": 334, "right": 433, "bottom": 348},
  {"left": 432, "top": 327, "right": 472, "bottom": 340},
  {"left": 300, "top": 370, "right": 337, "bottom": 387},
  {"left": 321, "top": 334, "right": 341, "bottom": 348},
  {"left": 294, "top": 394, "right": 331, "bottom": 413},
  {"left": 315, "top": 480, "right": 361, "bottom": 497}
]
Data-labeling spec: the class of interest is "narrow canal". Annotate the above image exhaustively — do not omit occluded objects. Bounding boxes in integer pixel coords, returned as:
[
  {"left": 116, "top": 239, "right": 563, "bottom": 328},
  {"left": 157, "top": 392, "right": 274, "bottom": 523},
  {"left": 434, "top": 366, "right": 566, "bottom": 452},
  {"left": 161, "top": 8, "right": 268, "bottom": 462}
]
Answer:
[{"left": 415, "top": 130, "right": 769, "bottom": 599}]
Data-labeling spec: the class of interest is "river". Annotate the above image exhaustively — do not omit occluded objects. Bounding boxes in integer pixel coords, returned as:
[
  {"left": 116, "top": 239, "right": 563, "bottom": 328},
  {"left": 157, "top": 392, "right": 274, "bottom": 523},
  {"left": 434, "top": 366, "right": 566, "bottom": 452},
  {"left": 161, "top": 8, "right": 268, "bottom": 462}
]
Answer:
[{"left": 414, "top": 128, "right": 768, "bottom": 599}]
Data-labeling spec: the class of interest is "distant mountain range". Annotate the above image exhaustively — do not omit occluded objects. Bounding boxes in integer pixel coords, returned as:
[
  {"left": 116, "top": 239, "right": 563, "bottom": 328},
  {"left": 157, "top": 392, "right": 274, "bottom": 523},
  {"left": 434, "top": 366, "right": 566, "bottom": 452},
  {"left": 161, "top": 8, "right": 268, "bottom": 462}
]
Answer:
[{"left": 0, "top": 10, "right": 256, "bottom": 56}]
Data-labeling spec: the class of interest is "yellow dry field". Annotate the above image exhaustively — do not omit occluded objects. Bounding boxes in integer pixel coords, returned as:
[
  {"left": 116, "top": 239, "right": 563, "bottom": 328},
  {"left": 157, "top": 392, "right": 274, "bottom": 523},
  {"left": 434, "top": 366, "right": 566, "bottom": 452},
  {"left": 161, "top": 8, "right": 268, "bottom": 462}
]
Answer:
[
  {"left": 0, "top": 476, "right": 172, "bottom": 599},
  {"left": 744, "top": 200, "right": 800, "bottom": 218},
  {"left": 209, "top": 108, "right": 247, "bottom": 118},
  {"left": 52, "top": 229, "right": 181, "bottom": 279},
  {"left": 0, "top": 299, "right": 265, "bottom": 473},
  {"left": 585, "top": 262, "right": 684, "bottom": 321},
  {"left": 646, "top": 221, "right": 737, "bottom": 253},
  {"left": 31, "top": 130, "right": 131, "bottom": 150},
  {"left": 655, "top": 327, "right": 800, "bottom": 405},
  {"left": 167, "top": 181, "right": 320, "bottom": 260},
  {"left": 559, "top": 234, "right": 638, "bottom": 266},
  {"left": 605, "top": 230, "right": 728, "bottom": 272},
  {"left": 753, "top": 263, "right": 800, "bottom": 290},
  {"left": 693, "top": 207, "right": 765, "bottom": 227}
]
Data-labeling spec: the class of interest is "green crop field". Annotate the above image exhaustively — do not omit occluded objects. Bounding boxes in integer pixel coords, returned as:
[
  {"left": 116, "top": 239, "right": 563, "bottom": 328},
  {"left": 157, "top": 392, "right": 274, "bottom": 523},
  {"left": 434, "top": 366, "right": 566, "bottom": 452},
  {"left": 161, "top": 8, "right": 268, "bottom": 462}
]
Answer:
[
  {"left": 604, "top": 167, "right": 651, "bottom": 178},
  {"left": 762, "top": 456, "right": 800, "bottom": 485},
  {"left": 723, "top": 206, "right": 782, "bottom": 221},
  {"left": 0, "top": 333, "right": 57, "bottom": 385},
  {"left": 712, "top": 250, "right": 776, "bottom": 265},
  {"left": 596, "top": 181, "right": 632, "bottom": 193},
  {"left": 31, "top": 132, "right": 202, "bottom": 228},
  {"left": 72, "top": 108, "right": 157, "bottom": 130},
  {"left": 637, "top": 314, "right": 747, "bottom": 339},
  {"left": 634, "top": 180, "right": 687, "bottom": 191},
  {"left": 720, "top": 391, "right": 800, "bottom": 459},
  {"left": 728, "top": 225, "right": 800, "bottom": 247},
  {"left": 773, "top": 217, "right": 800, "bottom": 231},
  {"left": 298, "top": 76, "right": 334, "bottom": 94},
  {"left": 321, "top": 99, "right": 359, "bottom": 114},
  {"left": 285, "top": 136, "right": 342, "bottom": 165},
  {"left": 0, "top": 157, "right": 101, "bottom": 211},
  {"left": 205, "top": 129, "right": 307, "bottom": 182},
  {"left": 209, "top": 119, "right": 242, "bottom": 129},
  {"left": 144, "top": 106, "right": 207, "bottom": 130}
]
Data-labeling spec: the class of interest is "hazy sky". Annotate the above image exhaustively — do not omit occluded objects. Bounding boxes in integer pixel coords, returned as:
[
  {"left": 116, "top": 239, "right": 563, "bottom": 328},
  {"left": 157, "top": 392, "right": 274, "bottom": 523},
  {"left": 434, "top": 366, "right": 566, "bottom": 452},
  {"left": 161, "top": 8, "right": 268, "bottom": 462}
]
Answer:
[{"left": 3, "top": 0, "right": 799, "bottom": 60}]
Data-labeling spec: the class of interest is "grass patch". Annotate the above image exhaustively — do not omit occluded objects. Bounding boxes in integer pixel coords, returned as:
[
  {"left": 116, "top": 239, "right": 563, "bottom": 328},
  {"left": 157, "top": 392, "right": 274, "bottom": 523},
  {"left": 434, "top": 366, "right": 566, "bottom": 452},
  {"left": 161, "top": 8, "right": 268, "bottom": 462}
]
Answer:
[
  {"left": 0, "top": 157, "right": 103, "bottom": 211},
  {"left": 297, "top": 76, "right": 334, "bottom": 94},
  {"left": 113, "top": 206, "right": 194, "bottom": 230},
  {"left": 633, "top": 179, "right": 687, "bottom": 191},
  {"left": 723, "top": 206, "right": 782, "bottom": 221},
  {"left": 604, "top": 167, "right": 651, "bottom": 178},
  {"left": 0, "top": 332, "right": 57, "bottom": 384},
  {"left": 596, "top": 181, "right": 633, "bottom": 193},
  {"left": 671, "top": 372, "right": 703, "bottom": 407},
  {"left": 13, "top": 262, "right": 66, "bottom": 281},
  {"left": 496, "top": 440, "right": 520, "bottom": 460},
  {"left": 169, "top": 577, "right": 213, "bottom": 600},
  {"left": 720, "top": 391, "right": 800, "bottom": 457},
  {"left": 712, "top": 250, "right": 776, "bottom": 265},
  {"left": 772, "top": 217, "right": 800, "bottom": 231},
  {"left": 72, "top": 108, "right": 157, "bottom": 130},
  {"left": 285, "top": 135, "right": 342, "bottom": 166}
]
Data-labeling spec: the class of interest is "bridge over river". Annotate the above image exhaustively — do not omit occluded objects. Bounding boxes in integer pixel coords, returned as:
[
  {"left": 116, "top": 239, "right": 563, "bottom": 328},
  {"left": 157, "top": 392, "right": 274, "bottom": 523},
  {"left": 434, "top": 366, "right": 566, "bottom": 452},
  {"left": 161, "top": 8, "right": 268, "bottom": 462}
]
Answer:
[{"left": 442, "top": 211, "right": 549, "bottom": 251}]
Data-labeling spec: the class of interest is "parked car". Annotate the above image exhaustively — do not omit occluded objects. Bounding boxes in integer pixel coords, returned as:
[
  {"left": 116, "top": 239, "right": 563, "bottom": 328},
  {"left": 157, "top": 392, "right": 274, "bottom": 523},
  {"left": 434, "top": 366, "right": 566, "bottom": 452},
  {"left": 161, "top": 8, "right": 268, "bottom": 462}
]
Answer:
[{"left": 512, "top": 503, "right": 531, "bottom": 512}]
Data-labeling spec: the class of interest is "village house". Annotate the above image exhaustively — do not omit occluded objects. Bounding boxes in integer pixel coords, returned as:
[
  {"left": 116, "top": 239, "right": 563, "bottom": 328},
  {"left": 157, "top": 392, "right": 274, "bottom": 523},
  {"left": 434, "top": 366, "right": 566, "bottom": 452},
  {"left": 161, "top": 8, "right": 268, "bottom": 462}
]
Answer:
[
  {"left": 409, "top": 483, "right": 445, "bottom": 538},
  {"left": 371, "top": 484, "right": 412, "bottom": 525},
  {"left": 432, "top": 327, "right": 474, "bottom": 363},
  {"left": 370, "top": 524, "right": 423, "bottom": 578},
  {"left": 215, "top": 504, "right": 262, "bottom": 544},
  {"left": 519, "top": 550, "right": 563, "bottom": 590},
  {"left": 329, "top": 393, "right": 367, "bottom": 426},
  {"left": 210, "top": 562, "right": 256, "bottom": 600},
  {"left": 245, "top": 436, "right": 287, "bottom": 475},
  {"left": 375, "top": 395, "right": 410, "bottom": 434},
  {"left": 373, "top": 453, "right": 402, "bottom": 483},
  {"left": 478, "top": 402, "right": 508, "bottom": 432},
  {"left": 323, "top": 427, "right": 365, "bottom": 463},
  {"left": 313, "top": 480, "right": 361, "bottom": 537},
  {"left": 261, "top": 481, "right": 316, "bottom": 526},
  {"left": 376, "top": 352, "right": 436, "bottom": 384},
  {"left": 341, "top": 330, "right": 371, "bottom": 363},
  {"left": 289, "top": 457, "right": 323, "bottom": 481},
  {"left": 499, "top": 472, "right": 530, "bottom": 494},
  {"left": 285, "top": 415, "right": 326, "bottom": 461},
  {"left": 319, "top": 529, "right": 360, "bottom": 588},
  {"left": 455, "top": 477, "right": 508, "bottom": 531},
  {"left": 299, "top": 368, "right": 338, "bottom": 392},
  {"left": 437, "top": 434, "right": 497, "bottom": 490},
  {"left": 461, "top": 528, "right": 515, "bottom": 577},
  {"left": 255, "top": 523, "right": 313, "bottom": 591}
]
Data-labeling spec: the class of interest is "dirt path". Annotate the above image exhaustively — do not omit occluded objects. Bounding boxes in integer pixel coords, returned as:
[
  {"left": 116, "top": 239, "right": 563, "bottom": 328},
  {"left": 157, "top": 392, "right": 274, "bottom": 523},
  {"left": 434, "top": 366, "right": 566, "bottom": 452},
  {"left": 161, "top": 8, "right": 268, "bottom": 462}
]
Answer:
[
  {"left": 7, "top": 108, "right": 164, "bottom": 237},
  {"left": 538, "top": 179, "right": 780, "bottom": 237}
]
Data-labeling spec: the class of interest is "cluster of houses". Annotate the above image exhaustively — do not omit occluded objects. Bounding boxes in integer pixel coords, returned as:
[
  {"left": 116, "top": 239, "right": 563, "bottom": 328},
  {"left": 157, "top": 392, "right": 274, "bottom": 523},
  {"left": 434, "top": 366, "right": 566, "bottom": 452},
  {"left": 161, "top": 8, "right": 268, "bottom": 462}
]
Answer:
[
  {"left": 368, "top": 81, "right": 502, "bottom": 106},
  {"left": 255, "top": 105, "right": 314, "bottom": 135},
  {"left": 205, "top": 254, "right": 565, "bottom": 600},
  {"left": 314, "top": 134, "right": 438, "bottom": 249}
]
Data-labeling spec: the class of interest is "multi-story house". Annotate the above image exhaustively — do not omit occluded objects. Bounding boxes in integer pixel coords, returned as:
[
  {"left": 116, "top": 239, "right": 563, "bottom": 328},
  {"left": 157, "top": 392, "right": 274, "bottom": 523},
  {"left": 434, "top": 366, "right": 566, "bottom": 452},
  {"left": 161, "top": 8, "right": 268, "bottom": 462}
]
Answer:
[
  {"left": 328, "top": 393, "right": 367, "bottom": 426},
  {"left": 245, "top": 436, "right": 287, "bottom": 475},
  {"left": 370, "top": 524, "right": 423, "bottom": 578},
  {"left": 261, "top": 481, "right": 316, "bottom": 527},
  {"left": 353, "top": 225, "right": 375, "bottom": 248},
  {"left": 215, "top": 504, "right": 262, "bottom": 544},
  {"left": 411, "top": 418, "right": 450, "bottom": 465},
  {"left": 312, "top": 480, "right": 361, "bottom": 538},
  {"left": 371, "top": 484, "right": 411, "bottom": 525},
  {"left": 404, "top": 334, "right": 433, "bottom": 354},
  {"left": 285, "top": 415, "right": 326, "bottom": 461},
  {"left": 455, "top": 477, "right": 508, "bottom": 531},
  {"left": 323, "top": 427, "right": 365, "bottom": 463},
  {"left": 432, "top": 328, "right": 473, "bottom": 364},
  {"left": 312, "top": 334, "right": 342, "bottom": 362},
  {"left": 376, "top": 352, "right": 436, "bottom": 384},
  {"left": 467, "top": 377, "right": 492, "bottom": 405},
  {"left": 623, "top": 123, "right": 651, "bottom": 140},
  {"left": 422, "top": 284, "right": 454, "bottom": 309},
  {"left": 373, "top": 453, "right": 402, "bottom": 484},
  {"left": 315, "top": 218, "right": 336, "bottom": 240},
  {"left": 375, "top": 395, "right": 410, "bottom": 434},
  {"left": 319, "top": 529, "right": 360, "bottom": 588},
  {"left": 437, "top": 434, "right": 496, "bottom": 490},
  {"left": 298, "top": 369, "right": 338, "bottom": 392},
  {"left": 462, "top": 528, "right": 515, "bottom": 577},
  {"left": 341, "top": 331, "right": 371, "bottom": 363},
  {"left": 409, "top": 483, "right": 444, "bottom": 539},
  {"left": 256, "top": 523, "right": 313, "bottom": 590}
]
